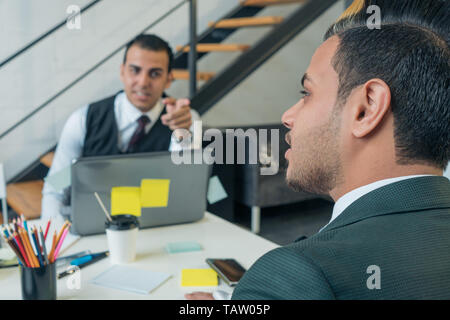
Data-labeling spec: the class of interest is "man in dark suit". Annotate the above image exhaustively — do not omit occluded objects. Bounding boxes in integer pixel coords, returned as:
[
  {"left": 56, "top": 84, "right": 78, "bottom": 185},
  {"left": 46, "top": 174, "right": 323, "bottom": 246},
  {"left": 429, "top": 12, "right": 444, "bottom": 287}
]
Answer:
[{"left": 187, "top": 0, "right": 450, "bottom": 299}]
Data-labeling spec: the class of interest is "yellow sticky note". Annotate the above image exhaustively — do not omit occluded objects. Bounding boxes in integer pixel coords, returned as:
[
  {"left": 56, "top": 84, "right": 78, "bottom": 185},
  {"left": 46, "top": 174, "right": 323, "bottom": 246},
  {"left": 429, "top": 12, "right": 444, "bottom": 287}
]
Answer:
[
  {"left": 181, "top": 269, "right": 218, "bottom": 287},
  {"left": 140, "top": 179, "right": 170, "bottom": 207},
  {"left": 111, "top": 187, "right": 141, "bottom": 217}
]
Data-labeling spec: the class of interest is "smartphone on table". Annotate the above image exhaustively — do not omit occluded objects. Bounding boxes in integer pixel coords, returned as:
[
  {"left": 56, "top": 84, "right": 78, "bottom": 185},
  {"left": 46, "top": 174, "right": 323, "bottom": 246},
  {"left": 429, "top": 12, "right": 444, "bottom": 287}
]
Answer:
[{"left": 206, "top": 258, "right": 247, "bottom": 286}]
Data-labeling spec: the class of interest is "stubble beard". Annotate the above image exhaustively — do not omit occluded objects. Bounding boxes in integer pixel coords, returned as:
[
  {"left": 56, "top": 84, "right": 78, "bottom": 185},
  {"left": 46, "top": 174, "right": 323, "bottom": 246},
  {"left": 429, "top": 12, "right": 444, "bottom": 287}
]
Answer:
[{"left": 286, "top": 112, "right": 342, "bottom": 195}]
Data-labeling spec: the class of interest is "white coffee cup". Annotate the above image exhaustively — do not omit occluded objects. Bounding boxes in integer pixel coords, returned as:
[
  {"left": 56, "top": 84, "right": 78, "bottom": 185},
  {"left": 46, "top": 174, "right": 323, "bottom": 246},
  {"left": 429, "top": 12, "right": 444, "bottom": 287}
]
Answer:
[{"left": 105, "top": 215, "right": 139, "bottom": 264}]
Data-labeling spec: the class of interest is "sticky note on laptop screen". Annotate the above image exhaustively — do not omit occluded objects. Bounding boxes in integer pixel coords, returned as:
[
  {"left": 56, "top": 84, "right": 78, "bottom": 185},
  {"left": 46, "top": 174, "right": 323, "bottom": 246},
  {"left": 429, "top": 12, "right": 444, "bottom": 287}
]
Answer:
[
  {"left": 111, "top": 187, "right": 141, "bottom": 216},
  {"left": 140, "top": 179, "right": 170, "bottom": 207},
  {"left": 181, "top": 269, "right": 218, "bottom": 287},
  {"left": 207, "top": 175, "right": 227, "bottom": 204}
]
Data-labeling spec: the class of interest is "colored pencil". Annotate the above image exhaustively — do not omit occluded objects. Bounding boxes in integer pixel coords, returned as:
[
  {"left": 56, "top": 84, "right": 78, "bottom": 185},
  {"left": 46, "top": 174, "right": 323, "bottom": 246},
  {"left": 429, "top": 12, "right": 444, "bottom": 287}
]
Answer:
[
  {"left": 48, "top": 231, "right": 57, "bottom": 263},
  {"left": 25, "top": 229, "right": 39, "bottom": 268},
  {"left": 13, "top": 232, "right": 31, "bottom": 267},
  {"left": 50, "top": 222, "right": 70, "bottom": 261},
  {"left": 27, "top": 228, "right": 37, "bottom": 256},
  {"left": 39, "top": 227, "right": 49, "bottom": 265},
  {"left": 33, "top": 227, "right": 42, "bottom": 253},
  {"left": 5, "top": 236, "right": 26, "bottom": 266},
  {"left": 52, "top": 226, "right": 70, "bottom": 261},
  {"left": 17, "top": 230, "right": 31, "bottom": 267},
  {"left": 8, "top": 237, "right": 23, "bottom": 265},
  {"left": 31, "top": 232, "right": 43, "bottom": 267},
  {"left": 7, "top": 225, "right": 14, "bottom": 237},
  {"left": 21, "top": 229, "right": 39, "bottom": 268},
  {"left": 55, "top": 221, "right": 70, "bottom": 248},
  {"left": 44, "top": 220, "right": 51, "bottom": 240},
  {"left": 17, "top": 229, "right": 32, "bottom": 268}
]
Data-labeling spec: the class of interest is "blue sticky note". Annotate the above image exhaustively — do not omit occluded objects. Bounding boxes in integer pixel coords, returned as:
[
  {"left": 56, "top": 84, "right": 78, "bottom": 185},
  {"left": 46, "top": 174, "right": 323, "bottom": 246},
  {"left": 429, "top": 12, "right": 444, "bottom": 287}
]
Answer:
[
  {"left": 207, "top": 176, "right": 228, "bottom": 204},
  {"left": 165, "top": 241, "right": 202, "bottom": 254},
  {"left": 44, "top": 166, "right": 71, "bottom": 192}
]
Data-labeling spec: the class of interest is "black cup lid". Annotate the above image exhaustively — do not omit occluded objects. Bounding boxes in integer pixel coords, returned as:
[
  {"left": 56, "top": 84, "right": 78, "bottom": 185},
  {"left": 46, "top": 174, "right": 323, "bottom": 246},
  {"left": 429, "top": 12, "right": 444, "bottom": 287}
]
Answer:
[{"left": 105, "top": 215, "right": 139, "bottom": 231}]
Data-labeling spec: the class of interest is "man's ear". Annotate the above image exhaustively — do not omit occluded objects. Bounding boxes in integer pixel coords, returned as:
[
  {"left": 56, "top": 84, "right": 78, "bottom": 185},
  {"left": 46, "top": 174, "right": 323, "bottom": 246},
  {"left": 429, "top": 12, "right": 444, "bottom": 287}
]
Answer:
[
  {"left": 165, "top": 71, "right": 174, "bottom": 90},
  {"left": 350, "top": 79, "right": 391, "bottom": 138},
  {"left": 120, "top": 63, "right": 125, "bottom": 83}
]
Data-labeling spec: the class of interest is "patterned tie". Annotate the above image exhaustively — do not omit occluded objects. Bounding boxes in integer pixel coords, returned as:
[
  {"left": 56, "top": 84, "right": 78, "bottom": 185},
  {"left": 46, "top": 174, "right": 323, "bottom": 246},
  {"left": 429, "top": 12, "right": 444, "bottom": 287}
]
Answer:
[{"left": 127, "top": 115, "right": 150, "bottom": 153}]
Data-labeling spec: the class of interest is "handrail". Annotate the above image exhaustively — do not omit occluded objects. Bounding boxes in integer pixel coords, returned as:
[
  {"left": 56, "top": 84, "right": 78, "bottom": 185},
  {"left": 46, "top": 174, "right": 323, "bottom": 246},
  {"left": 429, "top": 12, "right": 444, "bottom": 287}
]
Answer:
[
  {"left": 0, "top": 0, "right": 188, "bottom": 141},
  {"left": 0, "top": 0, "right": 102, "bottom": 69},
  {"left": 188, "top": 0, "right": 198, "bottom": 98}
]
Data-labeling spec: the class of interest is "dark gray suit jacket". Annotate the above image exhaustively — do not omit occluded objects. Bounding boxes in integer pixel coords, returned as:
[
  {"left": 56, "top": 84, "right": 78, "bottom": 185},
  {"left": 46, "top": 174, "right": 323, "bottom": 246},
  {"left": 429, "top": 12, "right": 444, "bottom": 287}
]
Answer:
[{"left": 232, "top": 176, "right": 450, "bottom": 299}]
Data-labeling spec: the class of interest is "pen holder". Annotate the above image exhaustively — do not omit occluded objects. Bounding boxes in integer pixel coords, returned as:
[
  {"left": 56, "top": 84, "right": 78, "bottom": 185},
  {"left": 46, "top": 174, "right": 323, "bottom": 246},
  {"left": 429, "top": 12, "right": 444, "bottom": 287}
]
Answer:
[{"left": 20, "top": 263, "right": 57, "bottom": 300}]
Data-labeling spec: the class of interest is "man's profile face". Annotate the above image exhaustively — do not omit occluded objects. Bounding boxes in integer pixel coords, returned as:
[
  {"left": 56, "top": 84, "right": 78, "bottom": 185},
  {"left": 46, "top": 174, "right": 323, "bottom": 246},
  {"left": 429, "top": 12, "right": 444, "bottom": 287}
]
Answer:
[
  {"left": 282, "top": 36, "right": 343, "bottom": 195},
  {"left": 120, "top": 45, "right": 173, "bottom": 113}
]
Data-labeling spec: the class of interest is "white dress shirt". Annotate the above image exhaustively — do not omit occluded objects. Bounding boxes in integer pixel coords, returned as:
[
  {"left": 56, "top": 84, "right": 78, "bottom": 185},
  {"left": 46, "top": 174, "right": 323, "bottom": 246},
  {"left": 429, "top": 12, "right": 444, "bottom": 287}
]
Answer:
[
  {"left": 41, "top": 92, "right": 199, "bottom": 220},
  {"left": 319, "top": 175, "right": 435, "bottom": 232}
]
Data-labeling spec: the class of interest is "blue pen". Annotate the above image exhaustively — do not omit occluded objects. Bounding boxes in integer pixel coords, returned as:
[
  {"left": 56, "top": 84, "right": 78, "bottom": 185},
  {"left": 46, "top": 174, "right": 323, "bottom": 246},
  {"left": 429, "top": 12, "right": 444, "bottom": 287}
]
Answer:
[{"left": 70, "top": 252, "right": 108, "bottom": 266}]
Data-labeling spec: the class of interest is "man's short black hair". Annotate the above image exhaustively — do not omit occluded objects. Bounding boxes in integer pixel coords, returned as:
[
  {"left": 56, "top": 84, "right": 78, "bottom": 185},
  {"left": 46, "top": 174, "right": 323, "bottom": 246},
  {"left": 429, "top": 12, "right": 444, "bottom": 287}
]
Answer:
[
  {"left": 123, "top": 34, "right": 174, "bottom": 72},
  {"left": 324, "top": 0, "right": 449, "bottom": 170}
]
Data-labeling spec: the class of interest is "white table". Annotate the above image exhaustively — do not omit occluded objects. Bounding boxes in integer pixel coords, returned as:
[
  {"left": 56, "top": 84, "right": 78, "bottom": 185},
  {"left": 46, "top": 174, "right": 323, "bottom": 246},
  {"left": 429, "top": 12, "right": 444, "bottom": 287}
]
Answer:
[{"left": 0, "top": 213, "right": 278, "bottom": 300}]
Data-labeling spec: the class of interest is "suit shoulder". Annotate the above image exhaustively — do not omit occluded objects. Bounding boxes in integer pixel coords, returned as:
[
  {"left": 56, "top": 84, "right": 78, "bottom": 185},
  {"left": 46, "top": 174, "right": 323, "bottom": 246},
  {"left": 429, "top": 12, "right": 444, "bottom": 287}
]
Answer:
[{"left": 232, "top": 246, "right": 335, "bottom": 300}]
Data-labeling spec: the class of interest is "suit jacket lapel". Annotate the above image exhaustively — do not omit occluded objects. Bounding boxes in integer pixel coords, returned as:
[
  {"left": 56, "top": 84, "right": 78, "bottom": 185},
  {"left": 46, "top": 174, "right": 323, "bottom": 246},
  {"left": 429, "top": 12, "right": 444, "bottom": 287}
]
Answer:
[{"left": 322, "top": 176, "right": 450, "bottom": 233}]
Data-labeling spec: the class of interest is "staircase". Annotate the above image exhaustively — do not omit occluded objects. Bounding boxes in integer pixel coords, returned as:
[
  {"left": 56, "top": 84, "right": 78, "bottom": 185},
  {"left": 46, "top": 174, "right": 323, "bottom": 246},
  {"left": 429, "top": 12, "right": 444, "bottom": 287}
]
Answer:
[{"left": 1, "top": 0, "right": 337, "bottom": 223}]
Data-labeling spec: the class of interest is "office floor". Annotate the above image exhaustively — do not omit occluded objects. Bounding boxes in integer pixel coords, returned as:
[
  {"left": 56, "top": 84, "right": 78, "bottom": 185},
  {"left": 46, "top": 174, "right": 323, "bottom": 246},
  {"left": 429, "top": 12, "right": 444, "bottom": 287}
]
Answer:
[{"left": 234, "top": 199, "right": 334, "bottom": 246}]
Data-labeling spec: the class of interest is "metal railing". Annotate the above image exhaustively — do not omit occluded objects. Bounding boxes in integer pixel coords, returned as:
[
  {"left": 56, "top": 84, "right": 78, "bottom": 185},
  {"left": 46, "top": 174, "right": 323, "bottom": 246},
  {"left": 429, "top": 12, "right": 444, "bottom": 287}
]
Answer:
[
  {"left": 189, "top": 0, "right": 198, "bottom": 98},
  {"left": 0, "top": 0, "right": 102, "bottom": 69}
]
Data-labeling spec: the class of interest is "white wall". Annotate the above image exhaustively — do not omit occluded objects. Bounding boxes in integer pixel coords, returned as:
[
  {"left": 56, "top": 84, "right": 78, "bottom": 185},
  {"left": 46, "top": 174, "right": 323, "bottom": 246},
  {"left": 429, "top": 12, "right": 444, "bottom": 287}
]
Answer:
[{"left": 0, "top": 0, "right": 91, "bottom": 62}]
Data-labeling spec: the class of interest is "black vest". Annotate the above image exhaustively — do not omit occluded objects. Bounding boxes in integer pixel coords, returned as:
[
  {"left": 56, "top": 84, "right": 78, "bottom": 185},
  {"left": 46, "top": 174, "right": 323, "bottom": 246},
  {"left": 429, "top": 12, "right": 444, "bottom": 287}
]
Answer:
[{"left": 82, "top": 92, "right": 172, "bottom": 157}]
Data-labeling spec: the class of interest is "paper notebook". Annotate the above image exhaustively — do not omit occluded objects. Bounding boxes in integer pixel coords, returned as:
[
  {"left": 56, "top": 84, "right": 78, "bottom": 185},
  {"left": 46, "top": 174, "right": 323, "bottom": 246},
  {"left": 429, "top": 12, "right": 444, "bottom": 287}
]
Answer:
[{"left": 91, "top": 265, "right": 171, "bottom": 295}]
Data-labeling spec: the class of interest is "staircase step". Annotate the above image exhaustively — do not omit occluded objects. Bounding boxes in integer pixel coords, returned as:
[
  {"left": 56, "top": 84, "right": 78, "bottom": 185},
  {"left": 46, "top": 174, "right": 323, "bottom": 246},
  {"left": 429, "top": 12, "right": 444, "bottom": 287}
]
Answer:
[
  {"left": 6, "top": 180, "right": 43, "bottom": 220},
  {"left": 40, "top": 151, "right": 55, "bottom": 168},
  {"left": 209, "top": 16, "right": 284, "bottom": 29},
  {"left": 242, "top": 0, "right": 306, "bottom": 6},
  {"left": 177, "top": 43, "right": 250, "bottom": 53},
  {"left": 172, "top": 69, "right": 215, "bottom": 81}
]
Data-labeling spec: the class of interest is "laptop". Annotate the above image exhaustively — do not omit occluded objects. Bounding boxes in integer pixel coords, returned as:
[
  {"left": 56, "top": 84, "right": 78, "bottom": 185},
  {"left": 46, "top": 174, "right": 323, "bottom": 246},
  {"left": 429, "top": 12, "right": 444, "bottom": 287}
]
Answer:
[{"left": 70, "top": 150, "right": 212, "bottom": 236}]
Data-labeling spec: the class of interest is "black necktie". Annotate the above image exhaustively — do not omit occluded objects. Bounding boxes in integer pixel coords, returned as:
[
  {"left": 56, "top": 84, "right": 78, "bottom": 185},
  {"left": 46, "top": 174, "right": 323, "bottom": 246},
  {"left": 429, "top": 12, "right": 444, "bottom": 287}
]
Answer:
[{"left": 127, "top": 115, "right": 150, "bottom": 153}]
